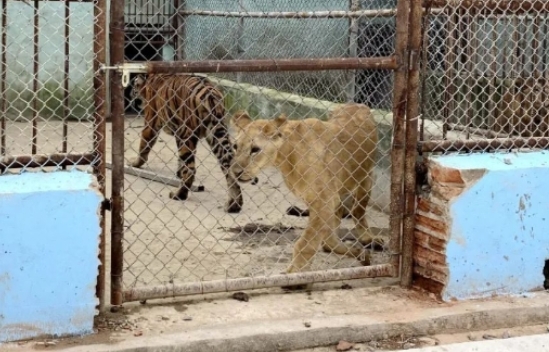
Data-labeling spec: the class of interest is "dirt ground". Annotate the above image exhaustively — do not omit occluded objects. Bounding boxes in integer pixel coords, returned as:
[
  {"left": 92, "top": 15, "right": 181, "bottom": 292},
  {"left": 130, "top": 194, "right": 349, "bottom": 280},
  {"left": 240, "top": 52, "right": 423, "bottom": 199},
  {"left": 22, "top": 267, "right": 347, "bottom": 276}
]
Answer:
[{"left": 3, "top": 117, "right": 390, "bottom": 291}]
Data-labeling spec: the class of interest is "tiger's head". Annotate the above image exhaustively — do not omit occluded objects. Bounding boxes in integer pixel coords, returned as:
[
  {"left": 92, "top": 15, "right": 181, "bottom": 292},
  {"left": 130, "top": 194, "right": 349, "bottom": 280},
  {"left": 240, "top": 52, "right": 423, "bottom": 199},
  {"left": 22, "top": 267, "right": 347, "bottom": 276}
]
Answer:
[
  {"left": 229, "top": 110, "right": 286, "bottom": 184},
  {"left": 130, "top": 75, "right": 147, "bottom": 110}
]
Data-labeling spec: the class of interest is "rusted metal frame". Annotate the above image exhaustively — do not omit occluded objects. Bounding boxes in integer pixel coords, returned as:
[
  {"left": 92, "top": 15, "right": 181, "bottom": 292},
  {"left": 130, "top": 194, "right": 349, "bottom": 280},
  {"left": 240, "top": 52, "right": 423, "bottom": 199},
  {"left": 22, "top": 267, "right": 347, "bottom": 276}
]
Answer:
[
  {"left": 464, "top": 13, "right": 477, "bottom": 140},
  {"left": 419, "top": 137, "right": 549, "bottom": 152},
  {"left": 93, "top": 0, "right": 107, "bottom": 310},
  {"left": 32, "top": 0, "right": 39, "bottom": 155},
  {"left": 123, "top": 264, "right": 394, "bottom": 302},
  {"left": 110, "top": 0, "right": 125, "bottom": 307},
  {"left": 418, "top": 7, "right": 431, "bottom": 143},
  {"left": 62, "top": 0, "right": 70, "bottom": 169},
  {"left": 143, "top": 57, "right": 398, "bottom": 74},
  {"left": 530, "top": 16, "right": 541, "bottom": 136},
  {"left": 487, "top": 15, "right": 498, "bottom": 132},
  {"left": 177, "top": 0, "right": 186, "bottom": 60},
  {"left": 442, "top": 10, "right": 458, "bottom": 139},
  {"left": 0, "top": 152, "right": 96, "bottom": 171},
  {"left": 389, "top": 0, "right": 411, "bottom": 280},
  {"left": 425, "top": 0, "right": 549, "bottom": 14},
  {"left": 511, "top": 17, "right": 523, "bottom": 135},
  {"left": 171, "top": 0, "right": 180, "bottom": 60},
  {"left": 345, "top": 0, "right": 360, "bottom": 102},
  {"left": 0, "top": 0, "right": 6, "bottom": 155},
  {"left": 401, "top": 0, "right": 423, "bottom": 288},
  {"left": 179, "top": 9, "right": 399, "bottom": 19}
]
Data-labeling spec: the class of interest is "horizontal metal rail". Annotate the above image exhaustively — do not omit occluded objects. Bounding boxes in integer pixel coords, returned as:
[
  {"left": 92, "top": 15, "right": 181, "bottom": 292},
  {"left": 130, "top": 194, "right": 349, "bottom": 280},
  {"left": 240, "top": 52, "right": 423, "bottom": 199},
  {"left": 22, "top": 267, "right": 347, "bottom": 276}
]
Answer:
[
  {"left": 0, "top": 152, "right": 96, "bottom": 171},
  {"left": 179, "top": 9, "right": 399, "bottom": 19},
  {"left": 124, "top": 264, "right": 395, "bottom": 302},
  {"left": 419, "top": 137, "right": 549, "bottom": 153},
  {"left": 144, "top": 57, "right": 398, "bottom": 74},
  {"left": 425, "top": 0, "right": 549, "bottom": 14}
]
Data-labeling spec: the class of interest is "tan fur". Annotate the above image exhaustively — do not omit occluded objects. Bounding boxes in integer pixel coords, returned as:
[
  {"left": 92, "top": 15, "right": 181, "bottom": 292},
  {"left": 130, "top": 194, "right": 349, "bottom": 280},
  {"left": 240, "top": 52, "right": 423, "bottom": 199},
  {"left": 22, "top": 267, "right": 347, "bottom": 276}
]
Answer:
[
  {"left": 230, "top": 103, "right": 380, "bottom": 273},
  {"left": 495, "top": 77, "right": 549, "bottom": 137}
]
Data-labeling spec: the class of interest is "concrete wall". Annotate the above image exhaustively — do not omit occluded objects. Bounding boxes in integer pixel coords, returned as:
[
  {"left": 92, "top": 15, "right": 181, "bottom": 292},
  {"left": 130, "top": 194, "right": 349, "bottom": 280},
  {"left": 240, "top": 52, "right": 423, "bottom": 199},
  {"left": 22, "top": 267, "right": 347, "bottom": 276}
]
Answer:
[
  {"left": 0, "top": 171, "right": 102, "bottom": 342},
  {"left": 414, "top": 151, "right": 549, "bottom": 301},
  {"left": 210, "top": 76, "right": 393, "bottom": 213},
  {"left": 3, "top": 2, "right": 95, "bottom": 120}
]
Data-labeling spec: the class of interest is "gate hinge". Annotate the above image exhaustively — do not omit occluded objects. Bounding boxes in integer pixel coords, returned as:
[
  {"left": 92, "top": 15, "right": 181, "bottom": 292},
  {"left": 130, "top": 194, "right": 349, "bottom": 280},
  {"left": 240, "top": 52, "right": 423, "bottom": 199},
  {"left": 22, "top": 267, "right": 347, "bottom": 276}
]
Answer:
[
  {"left": 99, "top": 63, "right": 147, "bottom": 88},
  {"left": 101, "top": 198, "right": 112, "bottom": 212}
]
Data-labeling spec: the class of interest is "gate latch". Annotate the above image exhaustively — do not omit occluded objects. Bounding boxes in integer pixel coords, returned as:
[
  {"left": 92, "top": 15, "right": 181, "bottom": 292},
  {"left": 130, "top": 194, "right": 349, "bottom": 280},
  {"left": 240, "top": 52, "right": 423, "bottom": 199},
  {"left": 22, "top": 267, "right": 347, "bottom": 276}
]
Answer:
[{"left": 99, "top": 63, "right": 147, "bottom": 88}]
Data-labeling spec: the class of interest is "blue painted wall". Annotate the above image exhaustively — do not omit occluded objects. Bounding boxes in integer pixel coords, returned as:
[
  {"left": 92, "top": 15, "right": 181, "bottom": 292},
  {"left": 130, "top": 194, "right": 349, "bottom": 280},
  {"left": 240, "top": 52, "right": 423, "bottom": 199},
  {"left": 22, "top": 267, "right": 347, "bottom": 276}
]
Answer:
[
  {"left": 0, "top": 170, "right": 101, "bottom": 342},
  {"left": 433, "top": 151, "right": 549, "bottom": 301}
]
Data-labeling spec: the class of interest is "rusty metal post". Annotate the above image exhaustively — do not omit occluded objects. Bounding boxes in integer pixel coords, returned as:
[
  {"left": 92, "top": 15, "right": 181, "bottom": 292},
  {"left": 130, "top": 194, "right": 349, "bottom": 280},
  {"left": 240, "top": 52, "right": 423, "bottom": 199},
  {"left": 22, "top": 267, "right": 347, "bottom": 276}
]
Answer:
[
  {"left": 401, "top": 0, "right": 423, "bottom": 288},
  {"left": 389, "top": 0, "right": 411, "bottom": 278},
  {"left": 0, "top": 0, "right": 6, "bottom": 156},
  {"left": 32, "top": 0, "right": 39, "bottom": 154},
  {"left": 93, "top": 0, "right": 108, "bottom": 310},
  {"left": 62, "top": 0, "right": 70, "bottom": 169},
  {"left": 110, "top": 0, "right": 125, "bottom": 307},
  {"left": 345, "top": 0, "right": 360, "bottom": 102},
  {"left": 145, "top": 57, "right": 398, "bottom": 73}
]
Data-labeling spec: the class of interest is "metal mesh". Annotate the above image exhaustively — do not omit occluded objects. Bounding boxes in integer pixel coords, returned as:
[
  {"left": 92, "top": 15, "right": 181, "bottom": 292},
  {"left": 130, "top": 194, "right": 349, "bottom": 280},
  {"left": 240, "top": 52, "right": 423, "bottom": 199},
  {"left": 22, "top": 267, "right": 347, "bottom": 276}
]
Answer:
[
  {"left": 120, "top": 0, "right": 397, "bottom": 295},
  {"left": 420, "top": 1, "right": 549, "bottom": 153},
  {"left": 0, "top": 0, "right": 105, "bottom": 174}
]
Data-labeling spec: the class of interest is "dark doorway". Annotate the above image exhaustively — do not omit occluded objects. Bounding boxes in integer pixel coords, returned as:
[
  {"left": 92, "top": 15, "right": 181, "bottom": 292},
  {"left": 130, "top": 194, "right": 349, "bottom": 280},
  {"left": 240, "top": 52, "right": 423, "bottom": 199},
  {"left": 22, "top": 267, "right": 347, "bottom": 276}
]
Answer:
[{"left": 124, "top": 36, "right": 164, "bottom": 114}]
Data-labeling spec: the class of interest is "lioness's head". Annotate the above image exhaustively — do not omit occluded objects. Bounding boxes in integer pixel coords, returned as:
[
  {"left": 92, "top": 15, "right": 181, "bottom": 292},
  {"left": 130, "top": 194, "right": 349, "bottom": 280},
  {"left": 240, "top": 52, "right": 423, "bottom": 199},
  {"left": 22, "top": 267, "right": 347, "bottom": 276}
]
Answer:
[{"left": 230, "top": 111, "right": 287, "bottom": 183}]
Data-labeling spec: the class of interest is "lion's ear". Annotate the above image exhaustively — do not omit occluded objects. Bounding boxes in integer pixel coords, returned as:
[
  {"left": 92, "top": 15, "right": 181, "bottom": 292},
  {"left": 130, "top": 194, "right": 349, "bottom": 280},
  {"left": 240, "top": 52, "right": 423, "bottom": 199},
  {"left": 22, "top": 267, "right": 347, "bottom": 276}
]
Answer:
[{"left": 231, "top": 110, "right": 252, "bottom": 130}]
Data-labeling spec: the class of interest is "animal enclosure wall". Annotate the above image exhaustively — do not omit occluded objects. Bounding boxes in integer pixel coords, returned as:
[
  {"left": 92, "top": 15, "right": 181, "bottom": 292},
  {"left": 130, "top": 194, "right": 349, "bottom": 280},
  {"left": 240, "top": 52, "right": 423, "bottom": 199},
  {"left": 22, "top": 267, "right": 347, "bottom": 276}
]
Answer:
[
  {"left": 419, "top": 0, "right": 549, "bottom": 153},
  {"left": 114, "top": 0, "right": 410, "bottom": 303},
  {"left": 0, "top": 0, "right": 107, "bottom": 306}
]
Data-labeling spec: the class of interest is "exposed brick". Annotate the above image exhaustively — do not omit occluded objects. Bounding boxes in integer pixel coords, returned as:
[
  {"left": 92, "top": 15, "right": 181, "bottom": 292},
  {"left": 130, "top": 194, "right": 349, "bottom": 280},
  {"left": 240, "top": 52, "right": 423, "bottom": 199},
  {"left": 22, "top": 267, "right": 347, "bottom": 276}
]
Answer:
[
  {"left": 431, "top": 182, "right": 466, "bottom": 201},
  {"left": 417, "top": 198, "right": 445, "bottom": 217},
  {"left": 413, "top": 275, "right": 444, "bottom": 298},
  {"left": 415, "top": 213, "right": 448, "bottom": 233},
  {"left": 429, "top": 163, "right": 465, "bottom": 185},
  {"left": 413, "top": 265, "right": 447, "bottom": 284},
  {"left": 415, "top": 245, "right": 446, "bottom": 266},
  {"left": 415, "top": 230, "right": 447, "bottom": 253}
]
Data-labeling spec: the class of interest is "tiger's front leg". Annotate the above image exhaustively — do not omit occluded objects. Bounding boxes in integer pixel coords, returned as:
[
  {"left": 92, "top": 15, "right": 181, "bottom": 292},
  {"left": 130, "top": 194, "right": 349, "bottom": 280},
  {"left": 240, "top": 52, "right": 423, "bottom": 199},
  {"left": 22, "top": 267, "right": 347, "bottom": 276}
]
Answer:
[
  {"left": 170, "top": 135, "right": 198, "bottom": 201},
  {"left": 206, "top": 123, "right": 243, "bottom": 214}
]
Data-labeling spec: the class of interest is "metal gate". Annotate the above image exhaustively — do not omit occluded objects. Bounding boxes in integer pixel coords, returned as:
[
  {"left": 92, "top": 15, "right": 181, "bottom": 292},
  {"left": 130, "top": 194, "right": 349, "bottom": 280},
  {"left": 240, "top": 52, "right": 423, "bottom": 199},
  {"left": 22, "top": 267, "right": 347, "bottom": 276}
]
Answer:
[{"left": 107, "top": 0, "right": 422, "bottom": 305}]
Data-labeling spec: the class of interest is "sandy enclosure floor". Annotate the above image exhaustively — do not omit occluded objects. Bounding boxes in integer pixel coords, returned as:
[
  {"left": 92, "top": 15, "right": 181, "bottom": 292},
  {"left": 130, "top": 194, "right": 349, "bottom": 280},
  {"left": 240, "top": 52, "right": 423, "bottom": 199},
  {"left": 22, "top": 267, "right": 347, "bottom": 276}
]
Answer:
[{"left": 3, "top": 117, "right": 390, "bottom": 290}]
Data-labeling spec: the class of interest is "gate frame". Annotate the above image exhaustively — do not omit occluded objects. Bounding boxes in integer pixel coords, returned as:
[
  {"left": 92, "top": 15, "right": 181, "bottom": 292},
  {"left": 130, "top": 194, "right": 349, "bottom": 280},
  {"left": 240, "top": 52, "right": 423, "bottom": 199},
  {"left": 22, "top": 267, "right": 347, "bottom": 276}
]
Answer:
[{"left": 107, "top": 0, "right": 422, "bottom": 306}]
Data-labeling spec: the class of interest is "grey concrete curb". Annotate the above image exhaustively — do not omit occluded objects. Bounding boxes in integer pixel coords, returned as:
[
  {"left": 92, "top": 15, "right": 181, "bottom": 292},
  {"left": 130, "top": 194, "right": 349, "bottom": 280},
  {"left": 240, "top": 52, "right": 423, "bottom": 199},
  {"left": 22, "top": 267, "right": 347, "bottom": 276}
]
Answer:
[{"left": 37, "top": 304, "right": 549, "bottom": 352}]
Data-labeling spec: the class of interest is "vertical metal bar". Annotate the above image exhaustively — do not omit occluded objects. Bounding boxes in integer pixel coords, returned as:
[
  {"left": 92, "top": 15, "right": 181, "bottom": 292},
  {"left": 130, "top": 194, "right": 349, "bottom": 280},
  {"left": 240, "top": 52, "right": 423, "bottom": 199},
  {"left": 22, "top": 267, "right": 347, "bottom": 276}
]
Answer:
[
  {"left": 442, "top": 11, "right": 457, "bottom": 139},
  {"left": 172, "top": 0, "right": 180, "bottom": 60},
  {"left": 487, "top": 17, "right": 497, "bottom": 132},
  {"left": 177, "top": 0, "right": 186, "bottom": 60},
  {"left": 389, "top": 0, "right": 410, "bottom": 279},
  {"left": 419, "top": 7, "right": 431, "bottom": 143},
  {"left": 32, "top": 0, "right": 38, "bottom": 155},
  {"left": 62, "top": 0, "right": 70, "bottom": 169},
  {"left": 401, "top": 0, "right": 423, "bottom": 288},
  {"left": 0, "top": 0, "right": 6, "bottom": 156},
  {"left": 93, "top": 0, "right": 107, "bottom": 310},
  {"left": 346, "top": 0, "right": 360, "bottom": 102},
  {"left": 464, "top": 14, "right": 475, "bottom": 139},
  {"left": 110, "top": 0, "right": 125, "bottom": 307}
]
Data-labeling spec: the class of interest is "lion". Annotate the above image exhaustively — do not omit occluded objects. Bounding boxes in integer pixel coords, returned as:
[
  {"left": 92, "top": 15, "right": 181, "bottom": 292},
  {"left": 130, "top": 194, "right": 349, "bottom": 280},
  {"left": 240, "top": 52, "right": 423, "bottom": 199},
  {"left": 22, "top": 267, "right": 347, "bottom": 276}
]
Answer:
[{"left": 230, "top": 103, "right": 380, "bottom": 274}]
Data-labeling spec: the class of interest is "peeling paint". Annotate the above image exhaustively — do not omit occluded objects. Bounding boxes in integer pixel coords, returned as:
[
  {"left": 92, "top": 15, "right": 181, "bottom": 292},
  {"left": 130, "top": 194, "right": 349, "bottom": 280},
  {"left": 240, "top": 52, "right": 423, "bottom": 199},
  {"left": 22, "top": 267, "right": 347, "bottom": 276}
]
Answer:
[{"left": 0, "top": 171, "right": 101, "bottom": 343}]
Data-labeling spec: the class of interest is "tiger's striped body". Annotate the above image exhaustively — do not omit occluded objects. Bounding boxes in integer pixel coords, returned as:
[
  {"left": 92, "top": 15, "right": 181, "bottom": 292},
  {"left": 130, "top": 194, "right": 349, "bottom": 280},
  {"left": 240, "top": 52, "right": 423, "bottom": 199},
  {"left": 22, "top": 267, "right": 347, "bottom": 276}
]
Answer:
[{"left": 130, "top": 74, "right": 243, "bottom": 213}]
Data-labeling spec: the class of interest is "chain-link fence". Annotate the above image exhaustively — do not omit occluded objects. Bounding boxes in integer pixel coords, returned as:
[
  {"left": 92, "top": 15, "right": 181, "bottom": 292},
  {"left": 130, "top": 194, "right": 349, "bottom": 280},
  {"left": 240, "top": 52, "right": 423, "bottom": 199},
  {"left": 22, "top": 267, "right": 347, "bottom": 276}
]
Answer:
[
  {"left": 419, "top": 0, "right": 549, "bottom": 153},
  {"left": 110, "top": 0, "right": 410, "bottom": 303},
  {"left": 0, "top": 0, "right": 107, "bottom": 304}
]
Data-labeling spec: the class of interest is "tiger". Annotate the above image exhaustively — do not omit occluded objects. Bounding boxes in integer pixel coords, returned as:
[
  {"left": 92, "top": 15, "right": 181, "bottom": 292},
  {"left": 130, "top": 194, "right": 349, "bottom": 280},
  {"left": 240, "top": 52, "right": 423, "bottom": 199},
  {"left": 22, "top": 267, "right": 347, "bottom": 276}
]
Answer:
[{"left": 129, "top": 73, "right": 243, "bottom": 213}]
